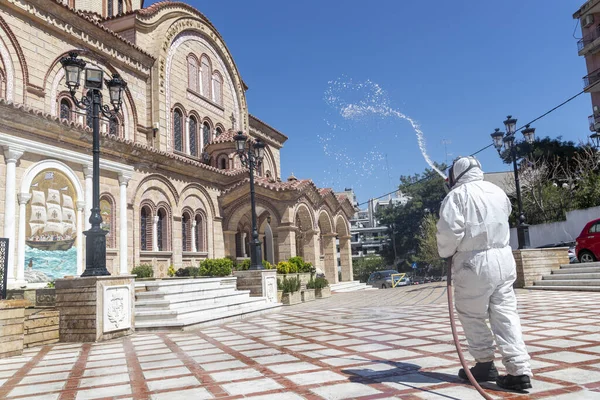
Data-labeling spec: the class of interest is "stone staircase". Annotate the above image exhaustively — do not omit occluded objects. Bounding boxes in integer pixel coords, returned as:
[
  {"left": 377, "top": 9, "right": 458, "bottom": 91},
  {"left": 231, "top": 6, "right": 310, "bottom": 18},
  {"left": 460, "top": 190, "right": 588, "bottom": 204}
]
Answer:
[
  {"left": 529, "top": 261, "right": 600, "bottom": 291},
  {"left": 134, "top": 277, "right": 281, "bottom": 331},
  {"left": 330, "top": 280, "right": 378, "bottom": 293}
]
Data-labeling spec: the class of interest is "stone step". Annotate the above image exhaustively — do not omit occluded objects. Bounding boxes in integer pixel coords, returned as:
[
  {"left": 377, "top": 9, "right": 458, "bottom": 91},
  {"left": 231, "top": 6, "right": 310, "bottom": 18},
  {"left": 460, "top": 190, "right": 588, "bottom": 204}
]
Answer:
[
  {"left": 137, "top": 277, "right": 236, "bottom": 293},
  {"left": 135, "top": 286, "right": 238, "bottom": 301},
  {"left": 330, "top": 281, "right": 377, "bottom": 292},
  {"left": 135, "top": 290, "right": 252, "bottom": 310},
  {"left": 135, "top": 296, "right": 268, "bottom": 321},
  {"left": 558, "top": 261, "right": 600, "bottom": 269},
  {"left": 532, "top": 279, "right": 600, "bottom": 286},
  {"left": 526, "top": 285, "right": 600, "bottom": 292},
  {"left": 543, "top": 273, "right": 600, "bottom": 280},
  {"left": 135, "top": 302, "right": 282, "bottom": 331},
  {"left": 553, "top": 266, "right": 600, "bottom": 274}
]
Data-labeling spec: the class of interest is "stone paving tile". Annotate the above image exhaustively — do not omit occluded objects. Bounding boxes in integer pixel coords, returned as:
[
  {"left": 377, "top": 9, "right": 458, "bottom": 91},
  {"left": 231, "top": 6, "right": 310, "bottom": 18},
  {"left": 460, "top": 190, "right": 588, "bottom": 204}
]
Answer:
[{"left": 2, "top": 285, "right": 600, "bottom": 399}]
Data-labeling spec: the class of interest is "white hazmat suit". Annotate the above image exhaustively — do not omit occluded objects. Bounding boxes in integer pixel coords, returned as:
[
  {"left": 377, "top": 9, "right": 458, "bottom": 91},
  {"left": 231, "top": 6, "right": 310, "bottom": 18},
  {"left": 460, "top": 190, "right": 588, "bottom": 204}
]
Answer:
[{"left": 436, "top": 156, "right": 532, "bottom": 377}]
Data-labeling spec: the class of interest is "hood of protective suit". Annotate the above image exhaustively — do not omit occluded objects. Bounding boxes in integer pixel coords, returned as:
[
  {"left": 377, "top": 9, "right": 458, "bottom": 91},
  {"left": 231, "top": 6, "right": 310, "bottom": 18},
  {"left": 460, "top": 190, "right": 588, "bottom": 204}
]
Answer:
[{"left": 451, "top": 157, "right": 484, "bottom": 188}]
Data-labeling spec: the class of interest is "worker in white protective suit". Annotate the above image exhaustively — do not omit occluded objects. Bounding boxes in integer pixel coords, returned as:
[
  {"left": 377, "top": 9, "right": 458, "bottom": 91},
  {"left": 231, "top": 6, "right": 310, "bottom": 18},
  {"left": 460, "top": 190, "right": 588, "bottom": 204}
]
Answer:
[{"left": 437, "top": 156, "right": 532, "bottom": 391}]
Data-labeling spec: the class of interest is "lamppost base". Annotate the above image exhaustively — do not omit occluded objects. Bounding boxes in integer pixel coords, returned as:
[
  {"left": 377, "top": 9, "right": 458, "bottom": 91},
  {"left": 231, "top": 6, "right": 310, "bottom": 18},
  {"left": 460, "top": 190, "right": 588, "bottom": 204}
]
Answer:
[
  {"left": 517, "top": 223, "right": 531, "bottom": 250},
  {"left": 82, "top": 227, "right": 110, "bottom": 277}
]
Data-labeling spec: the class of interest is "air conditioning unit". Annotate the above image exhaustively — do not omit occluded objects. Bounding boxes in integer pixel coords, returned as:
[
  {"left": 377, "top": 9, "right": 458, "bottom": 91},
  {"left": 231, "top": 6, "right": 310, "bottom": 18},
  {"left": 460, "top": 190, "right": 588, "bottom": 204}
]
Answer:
[
  {"left": 583, "top": 14, "right": 594, "bottom": 28},
  {"left": 594, "top": 105, "right": 600, "bottom": 116}
]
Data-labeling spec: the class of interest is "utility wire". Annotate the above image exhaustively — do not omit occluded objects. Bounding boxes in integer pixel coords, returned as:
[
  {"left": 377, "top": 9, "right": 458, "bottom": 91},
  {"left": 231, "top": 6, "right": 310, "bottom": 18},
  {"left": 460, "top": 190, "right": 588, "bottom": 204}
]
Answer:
[{"left": 356, "top": 80, "right": 600, "bottom": 207}]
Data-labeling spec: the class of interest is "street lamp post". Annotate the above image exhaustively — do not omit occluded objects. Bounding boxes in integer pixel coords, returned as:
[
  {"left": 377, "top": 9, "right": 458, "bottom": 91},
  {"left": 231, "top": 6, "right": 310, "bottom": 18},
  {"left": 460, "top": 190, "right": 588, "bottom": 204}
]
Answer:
[
  {"left": 233, "top": 131, "right": 265, "bottom": 270},
  {"left": 490, "top": 115, "right": 536, "bottom": 250},
  {"left": 60, "top": 52, "right": 127, "bottom": 276}
]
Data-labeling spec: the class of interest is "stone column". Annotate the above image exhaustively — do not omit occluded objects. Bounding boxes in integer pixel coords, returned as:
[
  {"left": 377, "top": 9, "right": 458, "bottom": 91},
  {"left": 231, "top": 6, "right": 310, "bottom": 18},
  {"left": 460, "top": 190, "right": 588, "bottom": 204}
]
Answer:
[
  {"left": 118, "top": 174, "right": 130, "bottom": 275},
  {"left": 276, "top": 226, "right": 296, "bottom": 262},
  {"left": 83, "top": 165, "right": 93, "bottom": 231},
  {"left": 185, "top": 117, "right": 190, "bottom": 153},
  {"left": 241, "top": 232, "right": 247, "bottom": 257},
  {"left": 191, "top": 220, "right": 197, "bottom": 252},
  {"left": 76, "top": 201, "right": 85, "bottom": 275},
  {"left": 339, "top": 235, "right": 353, "bottom": 282},
  {"left": 302, "top": 230, "right": 318, "bottom": 267},
  {"left": 152, "top": 216, "right": 159, "bottom": 251},
  {"left": 16, "top": 193, "right": 31, "bottom": 284},
  {"left": 4, "top": 147, "right": 24, "bottom": 285},
  {"left": 322, "top": 233, "right": 339, "bottom": 284},
  {"left": 223, "top": 230, "right": 237, "bottom": 258}
]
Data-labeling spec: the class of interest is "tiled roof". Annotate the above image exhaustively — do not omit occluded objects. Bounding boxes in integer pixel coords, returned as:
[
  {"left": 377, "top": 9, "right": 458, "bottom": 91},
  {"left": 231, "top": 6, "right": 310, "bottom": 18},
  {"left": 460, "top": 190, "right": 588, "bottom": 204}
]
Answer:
[{"left": 50, "top": 1, "right": 154, "bottom": 60}]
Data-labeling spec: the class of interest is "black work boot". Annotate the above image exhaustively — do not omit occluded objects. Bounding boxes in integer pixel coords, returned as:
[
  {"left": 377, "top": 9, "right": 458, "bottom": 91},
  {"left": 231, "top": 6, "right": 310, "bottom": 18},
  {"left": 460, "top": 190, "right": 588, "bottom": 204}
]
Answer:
[
  {"left": 458, "top": 361, "right": 499, "bottom": 382},
  {"left": 496, "top": 374, "right": 532, "bottom": 391}
]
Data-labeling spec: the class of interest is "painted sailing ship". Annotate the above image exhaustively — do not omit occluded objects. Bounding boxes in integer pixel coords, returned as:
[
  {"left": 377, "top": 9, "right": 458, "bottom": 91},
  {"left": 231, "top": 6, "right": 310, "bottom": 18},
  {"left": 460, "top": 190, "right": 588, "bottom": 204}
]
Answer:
[{"left": 26, "top": 188, "right": 76, "bottom": 251}]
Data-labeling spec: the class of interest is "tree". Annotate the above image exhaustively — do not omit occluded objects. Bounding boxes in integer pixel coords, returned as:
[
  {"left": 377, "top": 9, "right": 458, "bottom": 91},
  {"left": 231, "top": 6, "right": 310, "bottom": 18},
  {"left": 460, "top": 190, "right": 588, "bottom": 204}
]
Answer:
[
  {"left": 415, "top": 213, "right": 445, "bottom": 275},
  {"left": 377, "top": 165, "right": 447, "bottom": 267},
  {"left": 352, "top": 256, "right": 386, "bottom": 283}
]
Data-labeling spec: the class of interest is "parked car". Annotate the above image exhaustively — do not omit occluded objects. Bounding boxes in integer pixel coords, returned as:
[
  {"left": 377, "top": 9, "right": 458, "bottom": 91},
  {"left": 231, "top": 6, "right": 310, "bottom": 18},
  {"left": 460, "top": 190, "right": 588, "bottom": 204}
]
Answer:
[
  {"left": 576, "top": 218, "right": 600, "bottom": 263},
  {"left": 536, "top": 241, "right": 578, "bottom": 264},
  {"left": 367, "top": 270, "right": 399, "bottom": 289}
]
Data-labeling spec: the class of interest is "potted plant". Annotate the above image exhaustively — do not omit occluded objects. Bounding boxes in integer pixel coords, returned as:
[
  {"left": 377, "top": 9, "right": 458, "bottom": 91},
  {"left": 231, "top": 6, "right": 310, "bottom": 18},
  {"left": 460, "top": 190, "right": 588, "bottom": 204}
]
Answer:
[
  {"left": 278, "top": 275, "right": 301, "bottom": 305},
  {"left": 313, "top": 276, "right": 331, "bottom": 299},
  {"left": 302, "top": 275, "right": 317, "bottom": 302}
]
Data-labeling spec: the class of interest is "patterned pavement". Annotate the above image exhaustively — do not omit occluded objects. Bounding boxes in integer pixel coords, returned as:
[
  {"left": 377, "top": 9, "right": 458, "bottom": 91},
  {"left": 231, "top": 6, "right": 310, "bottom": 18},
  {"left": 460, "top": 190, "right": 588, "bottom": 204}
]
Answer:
[{"left": 1, "top": 284, "right": 600, "bottom": 399}]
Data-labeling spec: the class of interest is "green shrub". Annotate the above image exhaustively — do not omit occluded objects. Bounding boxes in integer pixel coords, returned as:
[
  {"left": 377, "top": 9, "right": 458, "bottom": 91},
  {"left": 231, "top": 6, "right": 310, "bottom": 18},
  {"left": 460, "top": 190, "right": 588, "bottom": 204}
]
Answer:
[
  {"left": 314, "top": 277, "right": 329, "bottom": 289},
  {"left": 175, "top": 268, "right": 187, "bottom": 277},
  {"left": 277, "top": 261, "right": 300, "bottom": 274},
  {"left": 263, "top": 260, "right": 274, "bottom": 270},
  {"left": 306, "top": 276, "right": 315, "bottom": 289},
  {"left": 167, "top": 265, "right": 176, "bottom": 277},
  {"left": 200, "top": 258, "right": 233, "bottom": 277},
  {"left": 288, "top": 256, "right": 315, "bottom": 273},
  {"left": 46, "top": 281, "right": 55, "bottom": 288},
  {"left": 278, "top": 275, "right": 301, "bottom": 293},
  {"left": 131, "top": 264, "right": 154, "bottom": 278},
  {"left": 236, "top": 259, "right": 251, "bottom": 271}
]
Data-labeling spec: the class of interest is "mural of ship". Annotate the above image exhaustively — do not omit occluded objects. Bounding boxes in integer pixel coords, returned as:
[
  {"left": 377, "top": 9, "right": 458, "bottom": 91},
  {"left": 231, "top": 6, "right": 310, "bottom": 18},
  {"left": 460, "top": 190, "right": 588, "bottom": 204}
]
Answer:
[{"left": 26, "top": 188, "right": 76, "bottom": 251}]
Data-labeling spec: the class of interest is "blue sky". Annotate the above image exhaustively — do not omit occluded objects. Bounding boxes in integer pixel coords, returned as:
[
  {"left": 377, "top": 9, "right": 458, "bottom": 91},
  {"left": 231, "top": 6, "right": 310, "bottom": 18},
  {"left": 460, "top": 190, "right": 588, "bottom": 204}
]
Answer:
[{"left": 149, "top": 0, "right": 590, "bottom": 205}]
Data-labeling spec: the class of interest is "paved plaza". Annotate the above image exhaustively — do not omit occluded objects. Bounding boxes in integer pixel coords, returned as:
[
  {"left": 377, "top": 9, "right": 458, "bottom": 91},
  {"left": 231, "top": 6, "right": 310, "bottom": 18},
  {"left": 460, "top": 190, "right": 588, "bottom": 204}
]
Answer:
[{"left": 1, "top": 284, "right": 600, "bottom": 399}]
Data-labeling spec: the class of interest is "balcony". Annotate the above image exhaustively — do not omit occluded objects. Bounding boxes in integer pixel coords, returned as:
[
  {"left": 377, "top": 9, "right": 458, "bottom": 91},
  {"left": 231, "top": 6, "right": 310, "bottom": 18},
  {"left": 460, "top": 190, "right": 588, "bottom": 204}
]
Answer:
[
  {"left": 578, "top": 25, "right": 600, "bottom": 52},
  {"left": 583, "top": 68, "right": 600, "bottom": 91},
  {"left": 589, "top": 114, "right": 600, "bottom": 131}
]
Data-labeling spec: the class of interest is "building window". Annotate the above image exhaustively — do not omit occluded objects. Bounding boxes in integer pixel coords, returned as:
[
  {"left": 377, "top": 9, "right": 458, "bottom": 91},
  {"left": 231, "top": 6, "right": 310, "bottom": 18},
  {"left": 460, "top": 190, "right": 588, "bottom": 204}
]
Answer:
[
  {"left": 212, "top": 72, "right": 223, "bottom": 105},
  {"left": 59, "top": 98, "right": 72, "bottom": 121},
  {"left": 117, "top": 0, "right": 124, "bottom": 14},
  {"left": 215, "top": 126, "right": 223, "bottom": 137},
  {"left": 107, "top": 0, "right": 113, "bottom": 16},
  {"left": 182, "top": 213, "right": 190, "bottom": 252},
  {"left": 202, "top": 122, "right": 211, "bottom": 151},
  {"left": 173, "top": 108, "right": 183, "bottom": 152},
  {"left": 189, "top": 116, "right": 198, "bottom": 157},
  {"left": 219, "top": 157, "right": 227, "bottom": 170},
  {"left": 156, "top": 208, "right": 168, "bottom": 251},
  {"left": 195, "top": 214, "right": 205, "bottom": 252},
  {"left": 200, "top": 55, "right": 211, "bottom": 98},
  {"left": 187, "top": 55, "right": 198, "bottom": 92},
  {"left": 140, "top": 206, "right": 152, "bottom": 251},
  {"left": 100, "top": 195, "right": 115, "bottom": 248},
  {"left": 108, "top": 115, "right": 121, "bottom": 137}
]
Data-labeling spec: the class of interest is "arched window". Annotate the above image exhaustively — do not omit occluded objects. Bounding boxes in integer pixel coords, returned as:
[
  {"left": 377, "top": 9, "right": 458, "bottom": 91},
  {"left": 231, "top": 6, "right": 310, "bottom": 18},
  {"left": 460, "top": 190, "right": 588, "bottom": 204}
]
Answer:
[
  {"left": 173, "top": 108, "right": 183, "bottom": 152},
  {"left": 200, "top": 55, "right": 211, "bottom": 98},
  {"left": 187, "top": 56, "right": 198, "bottom": 92},
  {"left": 140, "top": 206, "right": 152, "bottom": 251},
  {"left": 59, "top": 98, "right": 73, "bottom": 121},
  {"left": 108, "top": 115, "right": 122, "bottom": 137},
  {"left": 219, "top": 157, "right": 227, "bottom": 170},
  {"left": 157, "top": 208, "right": 168, "bottom": 251},
  {"left": 117, "top": 0, "right": 124, "bottom": 14},
  {"left": 212, "top": 72, "right": 223, "bottom": 105},
  {"left": 100, "top": 195, "right": 115, "bottom": 248},
  {"left": 189, "top": 116, "right": 198, "bottom": 157},
  {"left": 215, "top": 126, "right": 223, "bottom": 137},
  {"left": 202, "top": 122, "right": 211, "bottom": 151},
  {"left": 182, "top": 212, "right": 191, "bottom": 252},
  {"left": 195, "top": 214, "right": 205, "bottom": 252}
]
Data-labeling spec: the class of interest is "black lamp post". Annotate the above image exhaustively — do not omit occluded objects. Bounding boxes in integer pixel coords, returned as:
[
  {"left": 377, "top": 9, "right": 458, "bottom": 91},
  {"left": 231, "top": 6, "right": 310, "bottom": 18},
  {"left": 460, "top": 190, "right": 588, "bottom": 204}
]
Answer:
[
  {"left": 233, "top": 131, "right": 265, "bottom": 270},
  {"left": 60, "top": 52, "right": 127, "bottom": 276},
  {"left": 490, "top": 115, "right": 536, "bottom": 250}
]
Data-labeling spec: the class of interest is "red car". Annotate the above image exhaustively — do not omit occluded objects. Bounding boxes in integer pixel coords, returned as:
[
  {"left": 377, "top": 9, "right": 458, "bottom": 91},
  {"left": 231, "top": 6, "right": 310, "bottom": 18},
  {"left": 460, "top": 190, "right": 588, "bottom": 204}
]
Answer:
[{"left": 576, "top": 218, "right": 600, "bottom": 263}]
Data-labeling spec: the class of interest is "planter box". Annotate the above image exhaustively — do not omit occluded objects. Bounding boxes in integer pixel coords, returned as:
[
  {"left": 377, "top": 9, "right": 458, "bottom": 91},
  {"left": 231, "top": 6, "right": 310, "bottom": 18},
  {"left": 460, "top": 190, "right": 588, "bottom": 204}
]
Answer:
[
  {"left": 301, "top": 289, "right": 315, "bottom": 302},
  {"left": 315, "top": 286, "right": 331, "bottom": 299},
  {"left": 7, "top": 288, "right": 56, "bottom": 307},
  {"left": 277, "top": 273, "right": 312, "bottom": 289},
  {"left": 277, "top": 290, "right": 283, "bottom": 303},
  {"left": 281, "top": 291, "right": 301, "bottom": 306}
]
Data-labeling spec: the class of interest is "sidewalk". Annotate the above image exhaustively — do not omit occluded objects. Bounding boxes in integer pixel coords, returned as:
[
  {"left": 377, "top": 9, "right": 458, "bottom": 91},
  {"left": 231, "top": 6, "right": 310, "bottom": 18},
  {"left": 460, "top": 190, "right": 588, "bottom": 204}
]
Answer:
[{"left": 0, "top": 284, "right": 599, "bottom": 399}]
